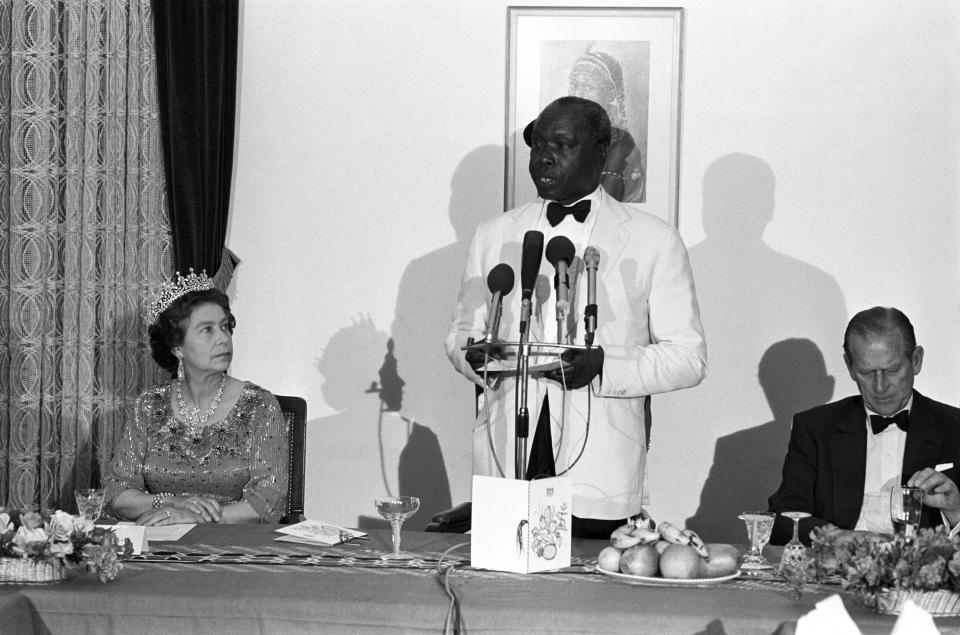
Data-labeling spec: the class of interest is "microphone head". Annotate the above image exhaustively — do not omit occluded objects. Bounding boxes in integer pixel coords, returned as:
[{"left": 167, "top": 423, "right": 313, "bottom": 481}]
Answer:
[
  {"left": 520, "top": 230, "right": 544, "bottom": 297},
  {"left": 545, "top": 235, "right": 576, "bottom": 267},
  {"left": 584, "top": 246, "right": 600, "bottom": 268},
  {"left": 486, "top": 263, "right": 515, "bottom": 295}
]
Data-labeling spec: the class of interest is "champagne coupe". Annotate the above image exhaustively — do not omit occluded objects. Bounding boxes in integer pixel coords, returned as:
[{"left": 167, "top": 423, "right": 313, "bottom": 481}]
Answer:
[
  {"left": 75, "top": 488, "right": 105, "bottom": 522},
  {"left": 738, "top": 511, "right": 776, "bottom": 573},
  {"left": 375, "top": 496, "right": 420, "bottom": 560},
  {"left": 779, "top": 511, "right": 811, "bottom": 598},
  {"left": 890, "top": 485, "right": 922, "bottom": 538}
]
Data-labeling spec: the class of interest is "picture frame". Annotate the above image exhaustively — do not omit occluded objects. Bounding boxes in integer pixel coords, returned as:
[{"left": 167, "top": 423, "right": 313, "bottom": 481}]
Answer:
[{"left": 505, "top": 6, "right": 684, "bottom": 226}]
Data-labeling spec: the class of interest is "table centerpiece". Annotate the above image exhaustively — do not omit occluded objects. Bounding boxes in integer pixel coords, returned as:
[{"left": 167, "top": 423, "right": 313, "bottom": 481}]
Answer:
[
  {"left": 0, "top": 507, "right": 133, "bottom": 584},
  {"left": 808, "top": 523, "right": 960, "bottom": 615}
]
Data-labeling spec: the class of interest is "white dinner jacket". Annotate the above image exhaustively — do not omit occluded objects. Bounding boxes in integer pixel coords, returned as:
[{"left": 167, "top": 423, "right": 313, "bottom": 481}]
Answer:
[{"left": 445, "top": 188, "right": 706, "bottom": 519}]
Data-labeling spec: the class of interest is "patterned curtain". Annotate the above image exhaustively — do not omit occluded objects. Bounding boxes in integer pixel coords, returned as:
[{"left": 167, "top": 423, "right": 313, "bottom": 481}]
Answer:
[{"left": 0, "top": 0, "right": 172, "bottom": 512}]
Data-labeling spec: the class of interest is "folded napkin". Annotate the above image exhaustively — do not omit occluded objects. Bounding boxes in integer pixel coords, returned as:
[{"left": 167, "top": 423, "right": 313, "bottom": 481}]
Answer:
[
  {"left": 795, "top": 595, "right": 862, "bottom": 635},
  {"left": 890, "top": 599, "right": 938, "bottom": 635}
]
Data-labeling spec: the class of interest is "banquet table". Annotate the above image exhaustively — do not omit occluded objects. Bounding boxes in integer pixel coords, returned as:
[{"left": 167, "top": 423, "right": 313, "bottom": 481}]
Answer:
[{"left": 6, "top": 524, "right": 960, "bottom": 634}]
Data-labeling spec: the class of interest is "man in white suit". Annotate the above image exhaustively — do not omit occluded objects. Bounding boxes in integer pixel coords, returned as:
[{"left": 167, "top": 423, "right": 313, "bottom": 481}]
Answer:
[{"left": 445, "top": 96, "right": 706, "bottom": 538}]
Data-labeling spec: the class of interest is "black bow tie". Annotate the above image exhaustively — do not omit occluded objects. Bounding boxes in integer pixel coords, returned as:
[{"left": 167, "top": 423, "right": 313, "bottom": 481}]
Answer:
[
  {"left": 546, "top": 200, "right": 591, "bottom": 227},
  {"left": 870, "top": 410, "right": 909, "bottom": 435}
]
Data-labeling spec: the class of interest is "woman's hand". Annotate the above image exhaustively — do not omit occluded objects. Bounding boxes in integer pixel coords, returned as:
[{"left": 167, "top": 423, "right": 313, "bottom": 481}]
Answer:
[
  {"left": 136, "top": 507, "right": 204, "bottom": 526},
  {"left": 162, "top": 495, "right": 223, "bottom": 523}
]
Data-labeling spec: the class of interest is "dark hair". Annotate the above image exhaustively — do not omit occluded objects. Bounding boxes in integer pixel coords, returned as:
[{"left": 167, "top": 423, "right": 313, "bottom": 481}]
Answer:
[
  {"left": 530, "top": 96, "right": 611, "bottom": 149},
  {"left": 148, "top": 288, "right": 235, "bottom": 376},
  {"left": 843, "top": 306, "right": 916, "bottom": 358}
]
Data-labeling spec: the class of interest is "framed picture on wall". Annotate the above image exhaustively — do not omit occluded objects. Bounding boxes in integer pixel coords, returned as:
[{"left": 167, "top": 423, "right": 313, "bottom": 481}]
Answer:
[{"left": 505, "top": 6, "right": 684, "bottom": 226}]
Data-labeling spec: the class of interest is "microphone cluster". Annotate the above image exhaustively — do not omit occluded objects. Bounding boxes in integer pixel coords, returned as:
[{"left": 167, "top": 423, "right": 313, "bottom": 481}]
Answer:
[{"left": 482, "top": 231, "right": 600, "bottom": 346}]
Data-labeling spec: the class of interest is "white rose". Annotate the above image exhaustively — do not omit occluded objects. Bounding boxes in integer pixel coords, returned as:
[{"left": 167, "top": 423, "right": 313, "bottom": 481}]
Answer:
[
  {"left": 48, "top": 540, "right": 74, "bottom": 557},
  {"left": 72, "top": 515, "right": 94, "bottom": 534},
  {"left": 11, "top": 526, "right": 48, "bottom": 555},
  {"left": 0, "top": 512, "right": 12, "bottom": 533},
  {"left": 45, "top": 510, "right": 74, "bottom": 541}
]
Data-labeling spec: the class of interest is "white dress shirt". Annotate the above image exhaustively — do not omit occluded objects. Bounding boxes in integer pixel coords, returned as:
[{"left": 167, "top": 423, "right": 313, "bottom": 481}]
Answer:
[
  {"left": 854, "top": 401, "right": 910, "bottom": 533},
  {"left": 854, "top": 397, "right": 960, "bottom": 536}
]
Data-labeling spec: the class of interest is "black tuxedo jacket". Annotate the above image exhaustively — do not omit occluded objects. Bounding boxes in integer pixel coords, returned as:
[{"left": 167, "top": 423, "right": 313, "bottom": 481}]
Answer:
[{"left": 768, "top": 391, "right": 960, "bottom": 545}]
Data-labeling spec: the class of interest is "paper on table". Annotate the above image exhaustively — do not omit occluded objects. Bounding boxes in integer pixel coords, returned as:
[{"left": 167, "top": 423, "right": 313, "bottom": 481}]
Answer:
[
  {"left": 146, "top": 524, "right": 195, "bottom": 541},
  {"left": 98, "top": 524, "right": 147, "bottom": 554},
  {"left": 890, "top": 599, "right": 939, "bottom": 635},
  {"left": 275, "top": 519, "right": 366, "bottom": 546},
  {"left": 116, "top": 521, "right": 195, "bottom": 542},
  {"left": 795, "top": 595, "right": 861, "bottom": 635}
]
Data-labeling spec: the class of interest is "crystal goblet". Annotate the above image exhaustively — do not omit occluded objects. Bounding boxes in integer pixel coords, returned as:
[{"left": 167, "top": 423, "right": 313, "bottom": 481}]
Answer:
[
  {"left": 738, "top": 511, "right": 776, "bottom": 573},
  {"left": 779, "top": 511, "right": 811, "bottom": 598},
  {"left": 375, "top": 496, "right": 420, "bottom": 560},
  {"left": 890, "top": 485, "right": 922, "bottom": 538},
  {"left": 75, "top": 488, "right": 105, "bottom": 522}
]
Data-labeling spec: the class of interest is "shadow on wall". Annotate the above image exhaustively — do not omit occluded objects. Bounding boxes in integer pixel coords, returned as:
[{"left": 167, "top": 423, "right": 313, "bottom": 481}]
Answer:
[
  {"left": 686, "top": 339, "right": 835, "bottom": 543},
  {"left": 389, "top": 144, "right": 507, "bottom": 524},
  {"left": 308, "top": 146, "right": 504, "bottom": 531},
  {"left": 308, "top": 317, "right": 451, "bottom": 531},
  {"left": 664, "top": 153, "right": 847, "bottom": 539}
]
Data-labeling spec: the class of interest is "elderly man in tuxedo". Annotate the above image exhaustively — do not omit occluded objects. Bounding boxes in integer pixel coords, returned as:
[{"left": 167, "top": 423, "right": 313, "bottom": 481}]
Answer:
[
  {"left": 445, "top": 96, "right": 706, "bottom": 538},
  {"left": 769, "top": 306, "right": 960, "bottom": 545}
]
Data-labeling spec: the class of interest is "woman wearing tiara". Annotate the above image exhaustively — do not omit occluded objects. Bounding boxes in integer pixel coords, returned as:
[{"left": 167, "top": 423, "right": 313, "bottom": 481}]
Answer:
[{"left": 103, "top": 270, "right": 289, "bottom": 525}]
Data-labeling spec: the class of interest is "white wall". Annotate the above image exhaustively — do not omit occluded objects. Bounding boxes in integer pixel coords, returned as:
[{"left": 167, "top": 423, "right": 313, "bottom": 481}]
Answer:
[{"left": 228, "top": 0, "right": 959, "bottom": 539}]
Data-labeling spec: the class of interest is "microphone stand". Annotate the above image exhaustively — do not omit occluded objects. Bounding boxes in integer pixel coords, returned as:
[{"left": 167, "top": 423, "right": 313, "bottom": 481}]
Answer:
[
  {"left": 514, "top": 297, "right": 533, "bottom": 480},
  {"left": 463, "top": 335, "right": 586, "bottom": 481}
]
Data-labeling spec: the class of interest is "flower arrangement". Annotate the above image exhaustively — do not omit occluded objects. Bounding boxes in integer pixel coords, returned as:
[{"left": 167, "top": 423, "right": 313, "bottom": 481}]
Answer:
[
  {"left": 0, "top": 507, "right": 133, "bottom": 583},
  {"left": 808, "top": 524, "right": 960, "bottom": 613}
]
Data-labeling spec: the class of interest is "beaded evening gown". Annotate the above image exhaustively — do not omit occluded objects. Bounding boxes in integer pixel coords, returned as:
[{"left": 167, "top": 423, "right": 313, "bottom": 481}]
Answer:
[{"left": 103, "top": 381, "right": 289, "bottom": 522}]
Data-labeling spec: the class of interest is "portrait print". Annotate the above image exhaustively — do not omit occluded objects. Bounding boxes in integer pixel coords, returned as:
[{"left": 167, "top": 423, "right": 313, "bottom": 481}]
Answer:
[
  {"left": 539, "top": 40, "right": 651, "bottom": 203},
  {"left": 506, "top": 7, "right": 683, "bottom": 225}
]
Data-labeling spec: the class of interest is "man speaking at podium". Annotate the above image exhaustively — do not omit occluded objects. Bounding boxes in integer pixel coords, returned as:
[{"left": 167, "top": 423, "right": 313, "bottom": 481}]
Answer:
[{"left": 444, "top": 96, "right": 706, "bottom": 538}]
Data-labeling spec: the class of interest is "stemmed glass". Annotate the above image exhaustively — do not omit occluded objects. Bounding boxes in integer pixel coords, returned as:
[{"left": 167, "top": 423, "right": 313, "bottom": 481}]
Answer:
[
  {"left": 375, "top": 496, "right": 420, "bottom": 560},
  {"left": 779, "top": 511, "right": 811, "bottom": 598},
  {"left": 738, "top": 511, "right": 776, "bottom": 574},
  {"left": 890, "top": 485, "right": 922, "bottom": 538},
  {"left": 75, "top": 488, "right": 105, "bottom": 522}
]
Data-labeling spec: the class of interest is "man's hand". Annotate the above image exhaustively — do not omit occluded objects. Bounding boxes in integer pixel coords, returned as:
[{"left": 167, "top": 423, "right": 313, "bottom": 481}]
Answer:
[
  {"left": 465, "top": 340, "right": 507, "bottom": 373},
  {"left": 908, "top": 468, "right": 960, "bottom": 525},
  {"left": 541, "top": 347, "right": 604, "bottom": 390}
]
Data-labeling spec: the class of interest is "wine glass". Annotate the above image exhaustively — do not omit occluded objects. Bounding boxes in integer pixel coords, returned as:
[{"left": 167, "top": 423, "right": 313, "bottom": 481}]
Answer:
[
  {"left": 890, "top": 485, "right": 922, "bottom": 538},
  {"left": 75, "top": 488, "right": 105, "bottom": 522},
  {"left": 779, "top": 511, "right": 811, "bottom": 598},
  {"left": 375, "top": 496, "right": 420, "bottom": 560},
  {"left": 738, "top": 511, "right": 776, "bottom": 573}
]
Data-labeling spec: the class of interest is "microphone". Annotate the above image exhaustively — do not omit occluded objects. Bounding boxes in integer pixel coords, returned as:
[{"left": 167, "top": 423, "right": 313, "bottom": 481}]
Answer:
[
  {"left": 483, "top": 263, "right": 515, "bottom": 341},
  {"left": 518, "top": 230, "right": 544, "bottom": 335},
  {"left": 584, "top": 246, "right": 600, "bottom": 347},
  {"left": 545, "top": 236, "right": 575, "bottom": 343}
]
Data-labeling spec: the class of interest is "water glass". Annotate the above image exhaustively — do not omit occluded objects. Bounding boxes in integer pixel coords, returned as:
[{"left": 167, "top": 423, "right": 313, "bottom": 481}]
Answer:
[
  {"left": 738, "top": 511, "right": 775, "bottom": 573},
  {"left": 890, "top": 485, "right": 922, "bottom": 538},
  {"left": 75, "top": 488, "right": 105, "bottom": 521}
]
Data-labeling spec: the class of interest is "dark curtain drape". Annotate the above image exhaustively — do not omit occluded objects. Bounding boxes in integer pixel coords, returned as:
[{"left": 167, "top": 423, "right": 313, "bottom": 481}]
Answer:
[{"left": 151, "top": 0, "right": 239, "bottom": 278}]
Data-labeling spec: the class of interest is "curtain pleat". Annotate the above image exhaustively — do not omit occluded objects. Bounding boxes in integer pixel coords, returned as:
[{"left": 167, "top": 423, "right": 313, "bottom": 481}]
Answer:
[
  {"left": 0, "top": 0, "right": 171, "bottom": 512},
  {"left": 151, "top": 0, "right": 237, "bottom": 279}
]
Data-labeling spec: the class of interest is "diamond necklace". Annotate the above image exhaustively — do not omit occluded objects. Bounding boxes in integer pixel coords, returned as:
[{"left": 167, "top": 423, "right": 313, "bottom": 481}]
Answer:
[{"left": 176, "top": 373, "right": 226, "bottom": 433}]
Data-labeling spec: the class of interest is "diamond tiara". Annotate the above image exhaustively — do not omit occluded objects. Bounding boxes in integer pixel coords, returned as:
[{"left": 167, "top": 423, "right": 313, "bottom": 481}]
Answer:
[{"left": 145, "top": 269, "right": 214, "bottom": 326}]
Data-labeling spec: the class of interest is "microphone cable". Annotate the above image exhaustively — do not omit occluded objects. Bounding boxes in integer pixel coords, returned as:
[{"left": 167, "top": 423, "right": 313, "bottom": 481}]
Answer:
[
  {"left": 480, "top": 362, "right": 505, "bottom": 478},
  {"left": 553, "top": 347, "right": 591, "bottom": 478},
  {"left": 435, "top": 540, "right": 470, "bottom": 635}
]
